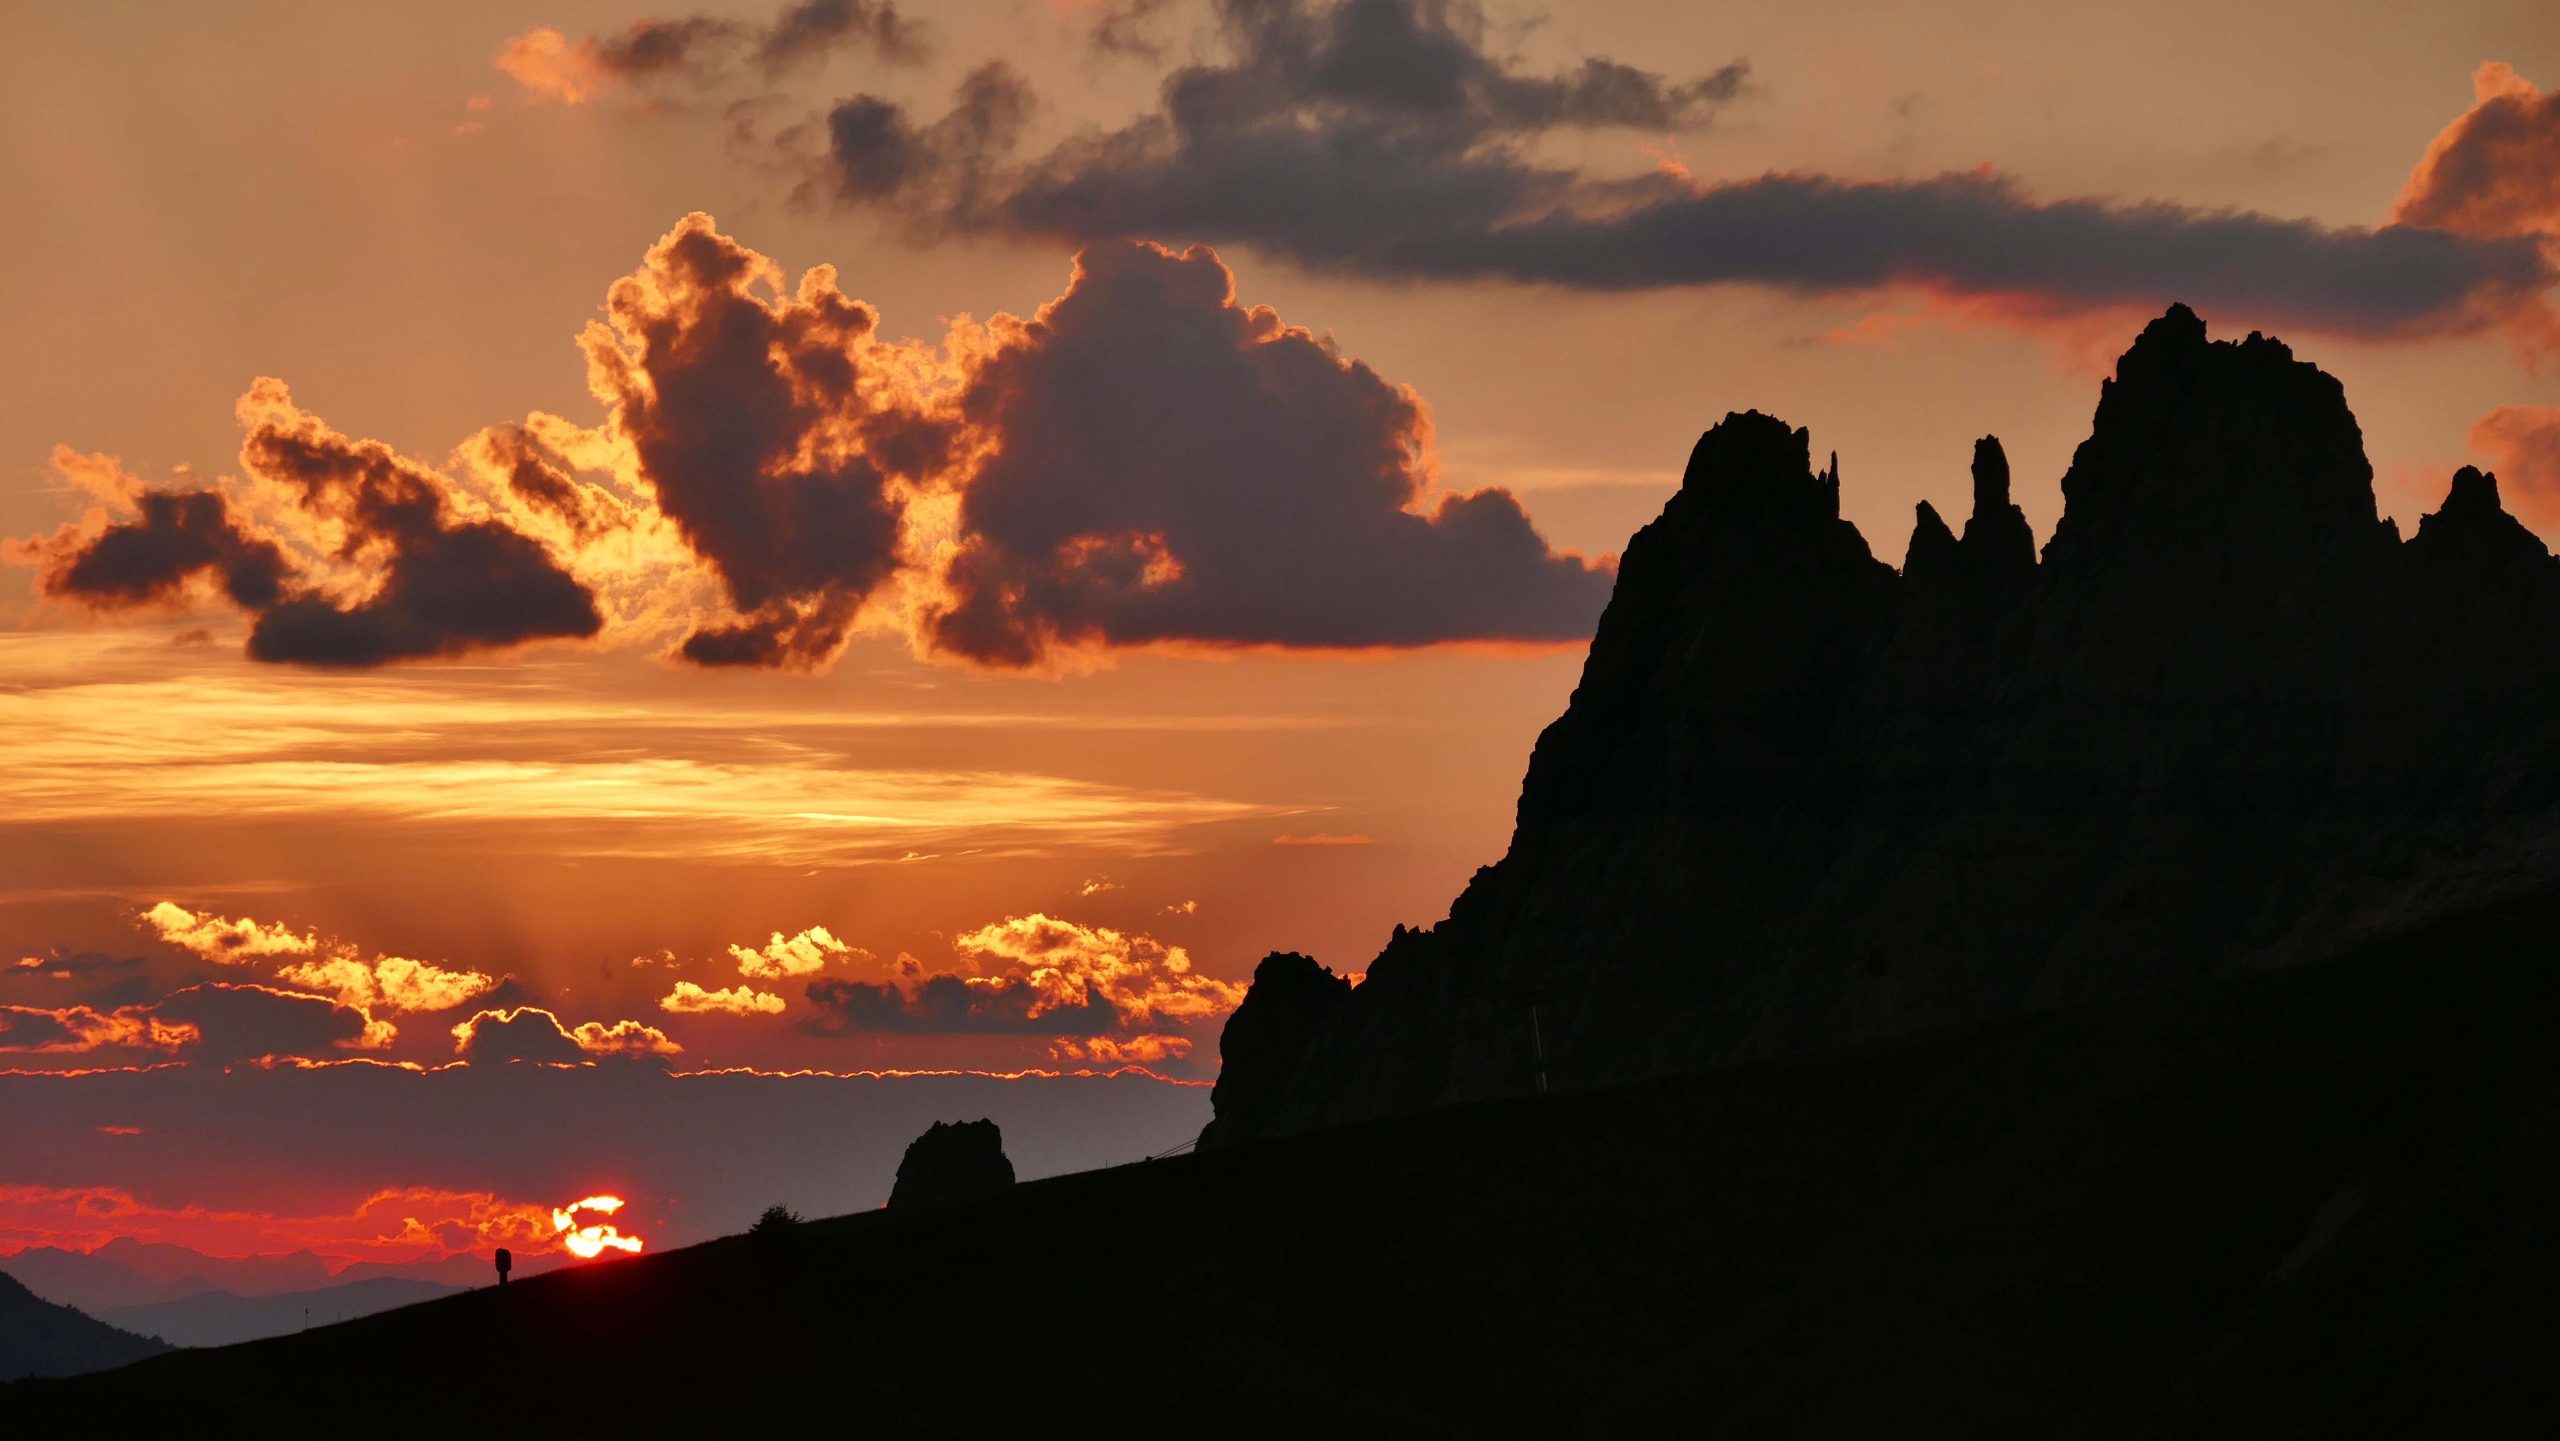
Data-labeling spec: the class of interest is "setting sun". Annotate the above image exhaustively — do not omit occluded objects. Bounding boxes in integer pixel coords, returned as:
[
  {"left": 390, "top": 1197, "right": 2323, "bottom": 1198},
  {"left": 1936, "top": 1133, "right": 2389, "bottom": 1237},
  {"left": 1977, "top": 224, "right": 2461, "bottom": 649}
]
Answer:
[{"left": 551, "top": 1196, "right": 642, "bottom": 1260}]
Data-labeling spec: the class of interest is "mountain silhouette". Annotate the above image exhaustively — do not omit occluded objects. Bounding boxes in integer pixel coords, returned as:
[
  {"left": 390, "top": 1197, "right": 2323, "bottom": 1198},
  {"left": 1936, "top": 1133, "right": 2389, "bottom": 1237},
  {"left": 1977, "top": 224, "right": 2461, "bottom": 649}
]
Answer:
[
  {"left": 1204, "top": 304, "right": 2560, "bottom": 1144},
  {"left": 0, "top": 1271, "right": 169, "bottom": 1381},
  {"left": 12, "top": 304, "right": 2560, "bottom": 1431}
]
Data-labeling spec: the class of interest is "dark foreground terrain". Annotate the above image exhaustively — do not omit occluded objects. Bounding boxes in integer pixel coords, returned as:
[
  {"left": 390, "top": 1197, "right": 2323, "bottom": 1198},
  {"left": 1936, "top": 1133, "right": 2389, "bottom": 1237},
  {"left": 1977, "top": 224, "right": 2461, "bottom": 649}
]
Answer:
[{"left": 14, "top": 894, "right": 2556, "bottom": 1435}]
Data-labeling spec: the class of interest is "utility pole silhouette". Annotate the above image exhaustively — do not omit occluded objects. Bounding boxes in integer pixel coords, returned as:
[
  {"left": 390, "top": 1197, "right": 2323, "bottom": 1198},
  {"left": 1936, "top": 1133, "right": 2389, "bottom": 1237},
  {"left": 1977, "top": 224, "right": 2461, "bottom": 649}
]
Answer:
[{"left": 1528, "top": 1001, "right": 1551, "bottom": 1097}]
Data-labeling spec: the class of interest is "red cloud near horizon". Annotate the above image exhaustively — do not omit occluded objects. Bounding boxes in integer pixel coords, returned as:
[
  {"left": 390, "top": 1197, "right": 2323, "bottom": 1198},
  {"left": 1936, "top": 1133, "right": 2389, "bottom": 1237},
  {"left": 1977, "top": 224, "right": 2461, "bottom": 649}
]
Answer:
[{"left": 0, "top": 1183, "right": 564, "bottom": 1269}]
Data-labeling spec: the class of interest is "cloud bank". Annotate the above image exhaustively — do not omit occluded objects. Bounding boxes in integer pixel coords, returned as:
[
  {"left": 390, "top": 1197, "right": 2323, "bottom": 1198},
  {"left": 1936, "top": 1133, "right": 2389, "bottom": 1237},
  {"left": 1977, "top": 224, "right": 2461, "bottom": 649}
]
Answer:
[{"left": 787, "top": 0, "right": 2552, "bottom": 343}]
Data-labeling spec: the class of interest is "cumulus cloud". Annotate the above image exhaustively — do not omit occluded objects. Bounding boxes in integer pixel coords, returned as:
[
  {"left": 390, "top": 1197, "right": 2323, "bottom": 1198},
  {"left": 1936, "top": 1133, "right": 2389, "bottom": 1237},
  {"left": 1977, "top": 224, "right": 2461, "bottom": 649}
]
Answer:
[
  {"left": 139, "top": 902, "right": 494, "bottom": 1016},
  {"left": 497, "top": 0, "right": 923, "bottom": 107},
  {"left": 2, "top": 448, "right": 291, "bottom": 613},
  {"left": 925, "top": 239, "right": 1612, "bottom": 662},
  {"left": 153, "top": 981, "right": 397, "bottom": 1061},
  {"left": 12, "top": 214, "right": 1612, "bottom": 670},
  {"left": 790, "top": 3, "right": 2550, "bottom": 342},
  {"left": 142, "top": 902, "right": 317, "bottom": 961},
  {"left": 451, "top": 1006, "right": 681, "bottom": 1064},
  {"left": 660, "top": 981, "right": 789, "bottom": 1015},
  {"left": 272, "top": 954, "right": 497, "bottom": 1016},
  {"left": 2394, "top": 63, "right": 2560, "bottom": 243},
  {"left": 0, "top": 1003, "right": 199, "bottom": 1055},
  {"left": 2471, "top": 405, "right": 2560, "bottom": 526},
  {"left": 729, "top": 925, "right": 864, "bottom": 979},
  {"left": 7, "top": 386, "right": 604, "bottom": 667},
  {"left": 802, "top": 912, "right": 1240, "bottom": 1041},
  {"left": 230, "top": 380, "right": 605, "bottom": 666},
  {"left": 580, "top": 215, "right": 947, "bottom": 666}
]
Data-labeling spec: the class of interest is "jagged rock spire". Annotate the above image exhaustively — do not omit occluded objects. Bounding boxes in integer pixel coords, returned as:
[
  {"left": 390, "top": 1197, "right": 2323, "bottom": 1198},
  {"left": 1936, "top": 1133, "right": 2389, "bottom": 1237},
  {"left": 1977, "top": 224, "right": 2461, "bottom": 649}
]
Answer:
[{"left": 1905, "top": 500, "right": 1960, "bottom": 583}]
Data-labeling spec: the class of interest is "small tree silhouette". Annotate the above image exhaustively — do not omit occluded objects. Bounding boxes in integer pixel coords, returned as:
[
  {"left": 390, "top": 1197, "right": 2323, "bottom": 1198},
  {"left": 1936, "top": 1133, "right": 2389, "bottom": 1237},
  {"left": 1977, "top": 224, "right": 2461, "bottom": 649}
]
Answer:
[{"left": 750, "top": 1203, "right": 803, "bottom": 1238}]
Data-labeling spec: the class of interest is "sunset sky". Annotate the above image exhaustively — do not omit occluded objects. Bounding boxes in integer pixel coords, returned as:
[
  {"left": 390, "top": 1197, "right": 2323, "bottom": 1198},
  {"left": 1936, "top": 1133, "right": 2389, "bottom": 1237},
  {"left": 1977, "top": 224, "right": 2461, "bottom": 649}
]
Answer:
[{"left": 4, "top": 0, "right": 2557, "bottom": 1271}]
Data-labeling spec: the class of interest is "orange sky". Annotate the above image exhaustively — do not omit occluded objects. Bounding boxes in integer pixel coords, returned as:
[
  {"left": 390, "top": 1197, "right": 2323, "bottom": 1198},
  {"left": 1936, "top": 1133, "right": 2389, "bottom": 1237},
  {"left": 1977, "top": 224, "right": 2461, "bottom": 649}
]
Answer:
[{"left": 2, "top": 0, "right": 2556, "bottom": 1262}]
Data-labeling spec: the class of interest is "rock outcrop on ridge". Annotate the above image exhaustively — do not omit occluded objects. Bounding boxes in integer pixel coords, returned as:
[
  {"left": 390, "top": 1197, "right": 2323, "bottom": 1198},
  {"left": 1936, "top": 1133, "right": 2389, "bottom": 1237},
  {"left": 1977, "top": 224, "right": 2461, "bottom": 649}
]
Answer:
[
  {"left": 886, "top": 1120, "right": 1017, "bottom": 1208},
  {"left": 1206, "top": 303, "right": 2560, "bottom": 1146}
]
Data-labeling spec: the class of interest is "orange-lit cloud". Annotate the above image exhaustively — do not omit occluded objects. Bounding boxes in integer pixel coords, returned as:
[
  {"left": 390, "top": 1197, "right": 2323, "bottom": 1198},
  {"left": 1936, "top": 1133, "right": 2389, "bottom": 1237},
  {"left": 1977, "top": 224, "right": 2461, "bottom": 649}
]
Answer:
[
  {"left": 141, "top": 901, "right": 316, "bottom": 960},
  {"left": 10, "top": 214, "right": 1617, "bottom": 673},
  {"left": 0, "top": 1003, "right": 199, "bottom": 1055},
  {"left": 2394, "top": 64, "right": 2560, "bottom": 243},
  {"left": 577, "top": 213, "right": 949, "bottom": 668},
  {"left": 804, "top": 912, "right": 1241, "bottom": 1038},
  {"left": 1050, "top": 1034, "right": 1191, "bottom": 1063},
  {"left": 2471, "top": 405, "right": 2560, "bottom": 526},
  {"left": 9, "top": 383, "right": 605, "bottom": 666},
  {"left": 495, "top": 28, "right": 612, "bottom": 105},
  {"left": 0, "top": 1183, "right": 560, "bottom": 1267},
  {"left": 729, "top": 925, "right": 862, "bottom": 979},
  {"left": 1, "top": 983, "right": 388, "bottom": 1065},
  {"left": 495, "top": 2, "right": 922, "bottom": 108},
  {"left": 1271, "top": 832, "right": 1377, "bottom": 846},
  {"left": 660, "top": 981, "right": 787, "bottom": 1016},
  {"left": 142, "top": 901, "right": 494, "bottom": 1016},
  {"left": 272, "top": 955, "right": 495, "bottom": 1015},
  {"left": 451, "top": 1007, "right": 681, "bottom": 1064}
]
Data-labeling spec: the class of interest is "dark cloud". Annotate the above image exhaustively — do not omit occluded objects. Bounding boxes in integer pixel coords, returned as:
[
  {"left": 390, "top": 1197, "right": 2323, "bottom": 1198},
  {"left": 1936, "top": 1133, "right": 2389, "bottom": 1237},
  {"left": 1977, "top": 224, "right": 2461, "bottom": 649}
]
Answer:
[
  {"left": 452, "top": 1006, "right": 588, "bottom": 1065},
  {"left": 501, "top": 0, "right": 925, "bottom": 105},
  {"left": 230, "top": 382, "right": 603, "bottom": 667},
  {"left": 583, "top": 215, "right": 945, "bottom": 667},
  {"left": 805, "top": 973, "right": 1121, "bottom": 1034},
  {"left": 596, "top": 16, "right": 748, "bottom": 79},
  {"left": 2393, "top": 63, "right": 2560, "bottom": 243},
  {"left": 9, "top": 387, "right": 601, "bottom": 667},
  {"left": 809, "top": 61, "right": 1036, "bottom": 215},
  {"left": 756, "top": 0, "right": 924, "bottom": 71},
  {"left": 151, "top": 982, "right": 390, "bottom": 1064},
  {"left": 450, "top": 1006, "right": 680, "bottom": 1065},
  {"left": 800, "top": 913, "right": 1238, "bottom": 1060},
  {"left": 924, "top": 238, "right": 1612, "bottom": 663},
  {"left": 802, "top": 1, "right": 2550, "bottom": 340},
  {"left": 20, "top": 488, "right": 289, "bottom": 613},
  {"left": 473, "top": 425, "right": 629, "bottom": 542},
  {"left": 1089, "top": 0, "right": 1178, "bottom": 61},
  {"left": 818, "top": 0, "right": 1741, "bottom": 244}
]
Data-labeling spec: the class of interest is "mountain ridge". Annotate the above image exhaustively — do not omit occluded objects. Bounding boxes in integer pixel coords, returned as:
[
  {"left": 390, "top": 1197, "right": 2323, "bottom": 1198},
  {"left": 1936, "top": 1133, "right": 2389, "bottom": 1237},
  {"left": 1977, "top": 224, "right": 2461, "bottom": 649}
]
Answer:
[{"left": 1206, "top": 303, "right": 2560, "bottom": 1144}]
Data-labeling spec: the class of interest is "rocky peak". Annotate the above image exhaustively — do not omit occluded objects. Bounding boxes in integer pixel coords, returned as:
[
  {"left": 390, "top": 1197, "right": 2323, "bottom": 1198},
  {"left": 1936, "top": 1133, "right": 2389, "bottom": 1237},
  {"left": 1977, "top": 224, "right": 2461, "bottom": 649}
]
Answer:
[
  {"left": 1903, "top": 501, "right": 1961, "bottom": 584},
  {"left": 2410, "top": 466, "right": 2549, "bottom": 569},
  {"left": 1202, "top": 304, "right": 2560, "bottom": 1150},
  {"left": 1958, "top": 436, "right": 2036, "bottom": 585}
]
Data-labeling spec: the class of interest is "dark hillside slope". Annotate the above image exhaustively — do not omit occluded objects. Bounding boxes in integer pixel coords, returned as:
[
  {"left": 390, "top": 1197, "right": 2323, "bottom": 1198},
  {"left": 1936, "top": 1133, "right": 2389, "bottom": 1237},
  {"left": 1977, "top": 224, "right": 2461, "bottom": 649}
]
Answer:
[{"left": 14, "top": 900, "right": 2559, "bottom": 1435}]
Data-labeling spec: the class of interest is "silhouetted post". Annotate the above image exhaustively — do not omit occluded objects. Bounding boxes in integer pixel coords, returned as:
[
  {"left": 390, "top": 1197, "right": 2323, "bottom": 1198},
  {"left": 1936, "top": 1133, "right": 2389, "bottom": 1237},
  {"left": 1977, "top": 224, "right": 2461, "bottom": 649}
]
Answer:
[
  {"left": 495, "top": 1247, "right": 512, "bottom": 1287},
  {"left": 1528, "top": 1002, "right": 1550, "bottom": 1096}
]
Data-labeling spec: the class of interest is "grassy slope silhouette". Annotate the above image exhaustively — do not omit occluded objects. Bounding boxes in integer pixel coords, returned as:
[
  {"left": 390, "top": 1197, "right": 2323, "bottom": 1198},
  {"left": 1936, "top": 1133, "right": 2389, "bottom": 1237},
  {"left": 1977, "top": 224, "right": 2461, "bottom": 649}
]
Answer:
[{"left": 11, "top": 891, "right": 2556, "bottom": 1433}]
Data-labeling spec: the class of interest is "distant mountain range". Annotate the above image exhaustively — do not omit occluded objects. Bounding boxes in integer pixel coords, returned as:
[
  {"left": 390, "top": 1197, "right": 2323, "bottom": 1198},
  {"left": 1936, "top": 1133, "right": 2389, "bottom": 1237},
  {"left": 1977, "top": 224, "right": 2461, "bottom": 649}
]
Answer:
[
  {"left": 94, "top": 1277, "right": 463, "bottom": 1349},
  {"left": 0, "top": 1272, "right": 166, "bottom": 1381},
  {"left": 1, "top": 1237, "right": 512, "bottom": 1316}
]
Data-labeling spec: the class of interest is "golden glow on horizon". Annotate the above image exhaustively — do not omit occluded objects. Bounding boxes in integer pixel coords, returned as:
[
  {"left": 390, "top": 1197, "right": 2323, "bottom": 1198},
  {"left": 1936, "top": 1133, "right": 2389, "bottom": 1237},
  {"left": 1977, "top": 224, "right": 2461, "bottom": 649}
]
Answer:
[
  {"left": 552, "top": 1194, "right": 643, "bottom": 1258},
  {"left": 0, "top": 636, "right": 1310, "bottom": 867}
]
